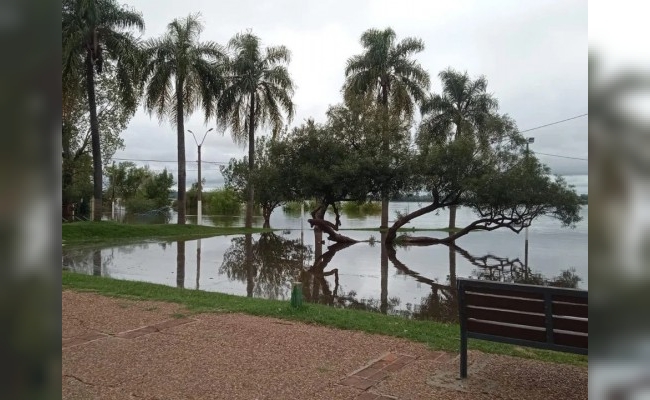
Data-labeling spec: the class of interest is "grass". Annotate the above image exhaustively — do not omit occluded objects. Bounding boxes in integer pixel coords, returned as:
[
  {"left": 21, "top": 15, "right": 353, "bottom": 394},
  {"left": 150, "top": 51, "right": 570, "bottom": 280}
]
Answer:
[
  {"left": 63, "top": 271, "right": 587, "bottom": 367},
  {"left": 62, "top": 221, "right": 271, "bottom": 245}
]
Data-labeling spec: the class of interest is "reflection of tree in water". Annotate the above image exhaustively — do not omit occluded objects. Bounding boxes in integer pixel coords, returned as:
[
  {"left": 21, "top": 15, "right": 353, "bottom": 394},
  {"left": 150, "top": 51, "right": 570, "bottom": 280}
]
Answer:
[
  {"left": 386, "top": 241, "right": 583, "bottom": 322},
  {"left": 302, "top": 233, "right": 403, "bottom": 315},
  {"left": 299, "top": 241, "right": 398, "bottom": 314},
  {"left": 451, "top": 244, "right": 582, "bottom": 288},
  {"left": 62, "top": 247, "right": 115, "bottom": 276},
  {"left": 386, "top": 244, "right": 458, "bottom": 322},
  {"left": 220, "top": 233, "right": 314, "bottom": 300}
]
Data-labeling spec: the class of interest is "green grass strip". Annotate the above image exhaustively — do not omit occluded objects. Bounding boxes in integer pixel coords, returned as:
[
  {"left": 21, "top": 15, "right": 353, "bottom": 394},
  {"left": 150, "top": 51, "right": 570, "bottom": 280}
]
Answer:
[
  {"left": 62, "top": 272, "right": 587, "bottom": 367},
  {"left": 62, "top": 221, "right": 271, "bottom": 245}
]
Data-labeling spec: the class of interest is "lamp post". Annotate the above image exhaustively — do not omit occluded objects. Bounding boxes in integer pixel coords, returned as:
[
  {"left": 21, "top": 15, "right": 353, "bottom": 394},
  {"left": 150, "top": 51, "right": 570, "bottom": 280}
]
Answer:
[
  {"left": 187, "top": 128, "right": 213, "bottom": 226},
  {"left": 525, "top": 137, "right": 535, "bottom": 274}
]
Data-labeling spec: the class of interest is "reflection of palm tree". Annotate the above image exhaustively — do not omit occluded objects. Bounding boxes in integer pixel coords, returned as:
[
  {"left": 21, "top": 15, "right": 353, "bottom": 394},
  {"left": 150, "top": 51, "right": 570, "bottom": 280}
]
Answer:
[
  {"left": 176, "top": 240, "right": 185, "bottom": 288},
  {"left": 92, "top": 249, "right": 101, "bottom": 276},
  {"left": 245, "top": 233, "right": 254, "bottom": 297},
  {"left": 380, "top": 232, "right": 388, "bottom": 314}
]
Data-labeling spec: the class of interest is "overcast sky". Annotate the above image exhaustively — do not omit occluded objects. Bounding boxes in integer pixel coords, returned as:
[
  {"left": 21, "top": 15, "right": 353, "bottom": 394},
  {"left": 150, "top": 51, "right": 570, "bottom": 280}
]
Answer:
[{"left": 113, "top": 0, "right": 588, "bottom": 193}]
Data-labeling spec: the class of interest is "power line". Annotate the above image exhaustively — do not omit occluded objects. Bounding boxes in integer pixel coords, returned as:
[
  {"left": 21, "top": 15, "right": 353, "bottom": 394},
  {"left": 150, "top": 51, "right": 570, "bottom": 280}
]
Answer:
[
  {"left": 111, "top": 157, "right": 229, "bottom": 165},
  {"left": 516, "top": 113, "right": 588, "bottom": 135},
  {"left": 113, "top": 114, "right": 589, "bottom": 165},
  {"left": 533, "top": 151, "right": 588, "bottom": 161}
]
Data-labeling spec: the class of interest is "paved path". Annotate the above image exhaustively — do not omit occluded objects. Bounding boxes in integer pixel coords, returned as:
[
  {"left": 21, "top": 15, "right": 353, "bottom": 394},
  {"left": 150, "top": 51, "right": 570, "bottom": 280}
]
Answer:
[{"left": 62, "top": 291, "right": 587, "bottom": 399}]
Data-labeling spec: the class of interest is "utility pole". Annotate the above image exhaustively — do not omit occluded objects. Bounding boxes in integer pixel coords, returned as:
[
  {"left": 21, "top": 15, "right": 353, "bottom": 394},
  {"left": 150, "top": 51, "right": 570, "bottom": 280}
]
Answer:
[
  {"left": 187, "top": 128, "right": 213, "bottom": 226},
  {"left": 525, "top": 137, "right": 535, "bottom": 276}
]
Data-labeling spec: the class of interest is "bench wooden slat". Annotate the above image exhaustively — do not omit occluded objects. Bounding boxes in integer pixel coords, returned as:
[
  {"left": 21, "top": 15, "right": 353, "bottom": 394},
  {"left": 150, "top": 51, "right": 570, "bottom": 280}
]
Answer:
[
  {"left": 553, "top": 331, "right": 588, "bottom": 348},
  {"left": 467, "top": 306, "right": 545, "bottom": 328},
  {"left": 467, "top": 319, "right": 547, "bottom": 342},
  {"left": 552, "top": 301, "right": 588, "bottom": 318},
  {"left": 465, "top": 293, "right": 544, "bottom": 313},
  {"left": 466, "top": 286, "right": 544, "bottom": 300},
  {"left": 553, "top": 316, "right": 588, "bottom": 333},
  {"left": 553, "top": 294, "right": 588, "bottom": 305}
]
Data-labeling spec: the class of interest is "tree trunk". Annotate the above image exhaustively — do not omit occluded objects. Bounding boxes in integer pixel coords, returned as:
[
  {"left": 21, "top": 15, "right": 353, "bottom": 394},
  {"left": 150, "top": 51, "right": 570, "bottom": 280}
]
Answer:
[
  {"left": 380, "top": 82, "right": 390, "bottom": 229},
  {"left": 449, "top": 117, "right": 461, "bottom": 230},
  {"left": 245, "top": 92, "right": 256, "bottom": 229},
  {"left": 85, "top": 52, "right": 102, "bottom": 222},
  {"left": 262, "top": 206, "right": 271, "bottom": 229},
  {"left": 395, "top": 218, "right": 496, "bottom": 245},
  {"left": 386, "top": 201, "right": 442, "bottom": 243},
  {"left": 449, "top": 205, "right": 457, "bottom": 230},
  {"left": 176, "top": 78, "right": 186, "bottom": 225},
  {"left": 62, "top": 158, "right": 74, "bottom": 220},
  {"left": 308, "top": 219, "right": 358, "bottom": 243},
  {"left": 448, "top": 232, "right": 457, "bottom": 288}
]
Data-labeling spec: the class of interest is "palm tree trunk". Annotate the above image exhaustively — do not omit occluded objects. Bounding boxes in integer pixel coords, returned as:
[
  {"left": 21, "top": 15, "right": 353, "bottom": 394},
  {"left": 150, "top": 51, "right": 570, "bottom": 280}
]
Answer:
[
  {"left": 176, "top": 79, "right": 186, "bottom": 225},
  {"left": 449, "top": 206, "right": 457, "bottom": 230},
  {"left": 245, "top": 92, "right": 256, "bottom": 229},
  {"left": 380, "top": 83, "right": 390, "bottom": 229},
  {"left": 449, "top": 118, "right": 461, "bottom": 229},
  {"left": 85, "top": 52, "right": 102, "bottom": 222}
]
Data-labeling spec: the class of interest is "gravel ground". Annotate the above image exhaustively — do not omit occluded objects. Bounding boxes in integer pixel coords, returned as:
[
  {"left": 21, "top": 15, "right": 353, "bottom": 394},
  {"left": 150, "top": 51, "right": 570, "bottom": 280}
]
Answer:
[{"left": 62, "top": 291, "right": 587, "bottom": 399}]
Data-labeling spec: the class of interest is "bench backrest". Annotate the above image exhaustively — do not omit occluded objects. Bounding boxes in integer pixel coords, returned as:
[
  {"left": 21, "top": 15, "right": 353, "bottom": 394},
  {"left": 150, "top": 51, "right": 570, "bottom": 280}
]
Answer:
[{"left": 457, "top": 278, "right": 588, "bottom": 354}]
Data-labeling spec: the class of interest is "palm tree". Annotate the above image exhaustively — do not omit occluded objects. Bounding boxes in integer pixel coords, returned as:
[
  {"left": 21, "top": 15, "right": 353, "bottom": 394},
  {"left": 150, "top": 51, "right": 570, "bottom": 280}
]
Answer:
[
  {"left": 218, "top": 31, "right": 295, "bottom": 228},
  {"left": 142, "top": 13, "right": 225, "bottom": 225},
  {"left": 344, "top": 27, "right": 430, "bottom": 229},
  {"left": 419, "top": 68, "right": 499, "bottom": 229},
  {"left": 62, "top": 0, "right": 144, "bottom": 221}
]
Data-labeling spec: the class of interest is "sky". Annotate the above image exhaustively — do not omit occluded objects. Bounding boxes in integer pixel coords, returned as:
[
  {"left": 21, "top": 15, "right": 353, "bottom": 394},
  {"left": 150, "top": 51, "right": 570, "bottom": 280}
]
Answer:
[{"left": 113, "top": 0, "right": 588, "bottom": 193}]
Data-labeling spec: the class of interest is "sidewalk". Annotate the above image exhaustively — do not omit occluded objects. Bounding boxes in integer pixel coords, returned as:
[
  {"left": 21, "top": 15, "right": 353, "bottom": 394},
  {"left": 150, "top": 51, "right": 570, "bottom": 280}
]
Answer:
[{"left": 62, "top": 291, "right": 587, "bottom": 399}]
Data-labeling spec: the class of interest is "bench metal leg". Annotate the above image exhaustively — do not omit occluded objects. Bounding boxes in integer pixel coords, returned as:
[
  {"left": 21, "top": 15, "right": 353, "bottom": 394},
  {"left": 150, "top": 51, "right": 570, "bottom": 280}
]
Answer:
[{"left": 460, "top": 329, "right": 468, "bottom": 378}]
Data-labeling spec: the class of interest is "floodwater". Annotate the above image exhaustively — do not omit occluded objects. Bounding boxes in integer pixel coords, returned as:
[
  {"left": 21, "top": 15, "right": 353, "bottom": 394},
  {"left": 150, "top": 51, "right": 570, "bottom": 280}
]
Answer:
[{"left": 65, "top": 203, "right": 588, "bottom": 322}]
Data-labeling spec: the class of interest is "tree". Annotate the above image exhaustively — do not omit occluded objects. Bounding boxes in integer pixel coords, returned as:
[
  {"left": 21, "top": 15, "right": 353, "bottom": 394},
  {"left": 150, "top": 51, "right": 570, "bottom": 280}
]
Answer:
[
  {"left": 419, "top": 68, "right": 500, "bottom": 229},
  {"left": 385, "top": 135, "right": 583, "bottom": 244},
  {"left": 218, "top": 31, "right": 295, "bottom": 229},
  {"left": 62, "top": 0, "right": 144, "bottom": 221},
  {"left": 343, "top": 27, "right": 430, "bottom": 229},
  {"left": 104, "top": 162, "right": 174, "bottom": 213},
  {"left": 220, "top": 136, "right": 287, "bottom": 228},
  {"left": 62, "top": 62, "right": 137, "bottom": 218},
  {"left": 142, "top": 13, "right": 226, "bottom": 225}
]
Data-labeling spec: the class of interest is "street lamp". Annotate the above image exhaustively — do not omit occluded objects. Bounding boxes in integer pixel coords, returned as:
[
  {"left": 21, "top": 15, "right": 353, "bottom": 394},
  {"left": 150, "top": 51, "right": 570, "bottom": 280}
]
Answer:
[
  {"left": 187, "top": 128, "right": 214, "bottom": 225},
  {"left": 525, "top": 137, "right": 535, "bottom": 274}
]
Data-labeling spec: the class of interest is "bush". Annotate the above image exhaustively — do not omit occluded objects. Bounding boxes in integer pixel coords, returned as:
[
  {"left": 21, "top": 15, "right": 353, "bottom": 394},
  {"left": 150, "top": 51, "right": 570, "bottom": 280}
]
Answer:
[
  {"left": 124, "top": 197, "right": 158, "bottom": 214},
  {"left": 341, "top": 201, "right": 382, "bottom": 215},
  {"left": 205, "top": 188, "right": 242, "bottom": 215}
]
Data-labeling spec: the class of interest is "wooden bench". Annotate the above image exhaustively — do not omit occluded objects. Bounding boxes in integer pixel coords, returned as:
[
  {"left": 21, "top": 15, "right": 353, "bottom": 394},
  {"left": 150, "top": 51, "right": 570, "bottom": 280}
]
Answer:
[{"left": 457, "top": 278, "right": 588, "bottom": 378}]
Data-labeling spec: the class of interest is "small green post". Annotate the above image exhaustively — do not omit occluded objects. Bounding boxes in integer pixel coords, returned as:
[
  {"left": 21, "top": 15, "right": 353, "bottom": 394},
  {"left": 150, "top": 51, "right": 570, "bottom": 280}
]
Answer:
[{"left": 290, "top": 282, "right": 303, "bottom": 308}]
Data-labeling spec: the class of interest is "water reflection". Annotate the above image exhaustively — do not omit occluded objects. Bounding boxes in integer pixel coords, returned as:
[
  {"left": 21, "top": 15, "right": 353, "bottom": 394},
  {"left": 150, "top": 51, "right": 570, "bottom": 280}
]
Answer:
[
  {"left": 177, "top": 240, "right": 185, "bottom": 289},
  {"left": 63, "top": 228, "right": 584, "bottom": 323},
  {"left": 220, "top": 233, "right": 313, "bottom": 300}
]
